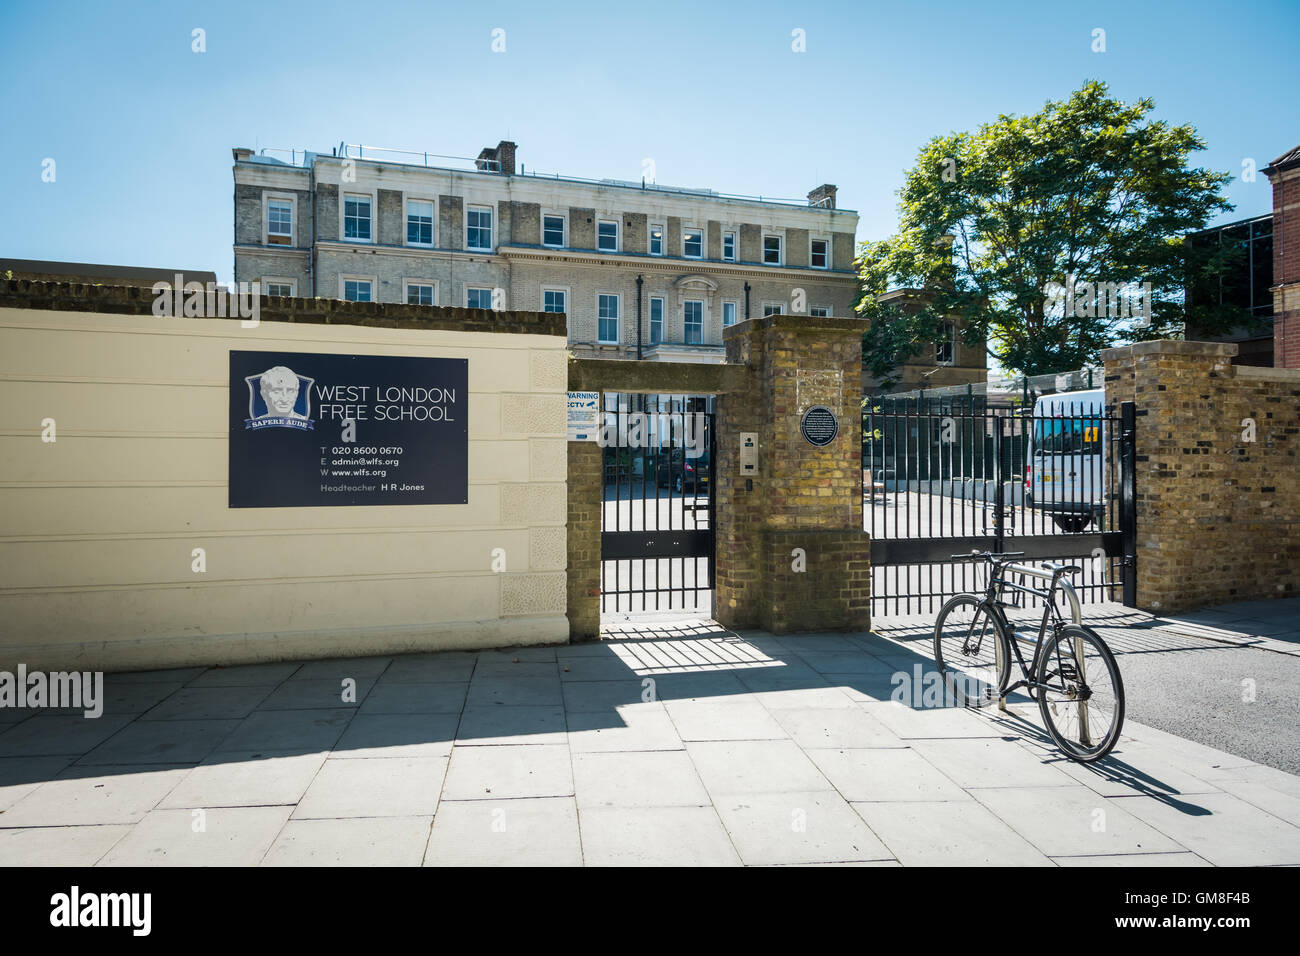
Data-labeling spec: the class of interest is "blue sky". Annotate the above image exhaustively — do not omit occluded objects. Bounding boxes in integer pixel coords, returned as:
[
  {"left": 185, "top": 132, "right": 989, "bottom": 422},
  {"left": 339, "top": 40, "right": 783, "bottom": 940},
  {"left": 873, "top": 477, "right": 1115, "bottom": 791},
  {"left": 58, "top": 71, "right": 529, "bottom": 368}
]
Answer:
[{"left": 3, "top": 0, "right": 1297, "bottom": 284}]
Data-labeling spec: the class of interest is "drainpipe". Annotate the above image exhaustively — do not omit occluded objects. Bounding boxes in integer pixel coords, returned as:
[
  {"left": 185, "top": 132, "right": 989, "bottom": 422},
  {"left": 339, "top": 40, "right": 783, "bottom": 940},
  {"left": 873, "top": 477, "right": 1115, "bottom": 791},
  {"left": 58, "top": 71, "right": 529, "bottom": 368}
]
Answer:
[
  {"left": 636, "top": 274, "right": 644, "bottom": 360},
  {"left": 744, "top": 281, "right": 751, "bottom": 320},
  {"left": 308, "top": 158, "right": 316, "bottom": 297}
]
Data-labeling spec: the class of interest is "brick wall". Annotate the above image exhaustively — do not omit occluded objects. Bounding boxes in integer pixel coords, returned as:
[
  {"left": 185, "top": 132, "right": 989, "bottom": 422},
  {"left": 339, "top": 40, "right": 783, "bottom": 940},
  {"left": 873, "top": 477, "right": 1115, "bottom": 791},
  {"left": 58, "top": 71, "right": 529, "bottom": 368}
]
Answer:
[
  {"left": 566, "top": 441, "right": 602, "bottom": 642},
  {"left": 1268, "top": 162, "right": 1300, "bottom": 368},
  {"left": 1103, "top": 339, "right": 1300, "bottom": 612}
]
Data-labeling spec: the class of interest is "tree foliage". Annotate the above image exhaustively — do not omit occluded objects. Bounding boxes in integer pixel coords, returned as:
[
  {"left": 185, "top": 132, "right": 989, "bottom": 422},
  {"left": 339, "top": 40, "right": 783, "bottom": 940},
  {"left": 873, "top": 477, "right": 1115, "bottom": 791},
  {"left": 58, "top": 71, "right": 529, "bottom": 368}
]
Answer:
[{"left": 857, "top": 81, "right": 1245, "bottom": 382}]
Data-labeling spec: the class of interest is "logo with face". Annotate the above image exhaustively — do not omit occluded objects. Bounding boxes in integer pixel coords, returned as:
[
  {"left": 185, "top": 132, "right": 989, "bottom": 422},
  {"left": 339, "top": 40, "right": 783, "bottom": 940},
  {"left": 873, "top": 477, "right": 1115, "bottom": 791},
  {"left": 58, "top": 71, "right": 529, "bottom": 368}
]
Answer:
[{"left": 244, "top": 366, "right": 315, "bottom": 431}]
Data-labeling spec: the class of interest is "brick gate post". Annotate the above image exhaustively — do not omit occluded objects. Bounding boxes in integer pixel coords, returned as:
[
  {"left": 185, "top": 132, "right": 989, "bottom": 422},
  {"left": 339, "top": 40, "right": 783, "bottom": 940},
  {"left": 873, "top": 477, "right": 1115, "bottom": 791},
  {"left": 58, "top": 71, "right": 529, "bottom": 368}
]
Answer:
[{"left": 715, "top": 315, "right": 871, "bottom": 633}]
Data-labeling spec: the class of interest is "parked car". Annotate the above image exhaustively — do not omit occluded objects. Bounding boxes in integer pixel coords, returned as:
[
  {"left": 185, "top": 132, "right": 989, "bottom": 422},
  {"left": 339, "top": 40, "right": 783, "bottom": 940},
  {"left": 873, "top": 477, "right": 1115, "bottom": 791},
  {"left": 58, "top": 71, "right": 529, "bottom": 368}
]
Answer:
[
  {"left": 1025, "top": 389, "right": 1105, "bottom": 532},
  {"left": 656, "top": 448, "right": 710, "bottom": 494}
]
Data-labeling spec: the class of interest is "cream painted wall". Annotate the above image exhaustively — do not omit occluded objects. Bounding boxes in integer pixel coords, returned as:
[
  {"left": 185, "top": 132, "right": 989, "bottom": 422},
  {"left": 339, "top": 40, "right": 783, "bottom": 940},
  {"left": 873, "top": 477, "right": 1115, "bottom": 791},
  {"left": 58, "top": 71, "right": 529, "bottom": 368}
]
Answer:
[{"left": 0, "top": 308, "right": 569, "bottom": 671}]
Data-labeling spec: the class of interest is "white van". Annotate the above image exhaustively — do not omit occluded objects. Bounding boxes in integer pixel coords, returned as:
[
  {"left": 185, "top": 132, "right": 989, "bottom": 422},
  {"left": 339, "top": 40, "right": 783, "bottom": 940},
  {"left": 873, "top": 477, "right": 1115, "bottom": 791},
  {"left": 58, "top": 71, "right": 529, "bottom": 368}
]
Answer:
[{"left": 1025, "top": 389, "right": 1105, "bottom": 532}]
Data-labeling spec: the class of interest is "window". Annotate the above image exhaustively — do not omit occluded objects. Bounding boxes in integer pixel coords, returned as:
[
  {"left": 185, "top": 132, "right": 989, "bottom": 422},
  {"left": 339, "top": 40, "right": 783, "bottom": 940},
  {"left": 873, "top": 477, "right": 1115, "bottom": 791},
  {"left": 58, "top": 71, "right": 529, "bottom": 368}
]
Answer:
[
  {"left": 407, "top": 200, "right": 434, "bottom": 246},
  {"left": 344, "top": 195, "right": 372, "bottom": 241},
  {"left": 265, "top": 281, "right": 294, "bottom": 298},
  {"left": 723, "top": 301, "right": 737, "bottom": 327},
  {"left": 809, "top": 306, "right": 831, "bottom": 318},
  {"left": 467, "top": 206, "right": 493, "bottom": 251},
  {"left": 267, "top": 199, "right": 292, "bottom": 245},
  {"left": 543, "top": 214, "right": 565, "bottom": 247},
  {"left": 723, "top": 232, "right": 736, "bottom": 261},
  {"left": 684, "top": 300, "right": 704, "bottom": 344},
  {"left": 810, "top": 237, "right": 829, "bottom": 269},
  {"left": 763, "top": 234, "right": 782, "bottom": 265},
  {"left": 405, "top": 283, "right": 434, "bottom": 306},
  {"left": 936, "top": 322, "right": 956, "bottom": 365},
  {"left": 542, "top": 288, "right": 567, "bottom": 313},
  {"left": 649, "top": 296, "right": 664, "bottom": 344},
  {"left": 597, "top": 293, "right": 619, "bottom": 343},
  {"left": 762, "top": 302, "right": 784, "bottom": 316},
  {"left": 343, "top": 279, "right": 372, "bottom": 302},
  {"left": 597, "top": 220, "right": 618, "bottom": 252},
  {"left": 466, "top": 287, "right": 494, "bottom": 310},
  {"left": 683, "top": 228, "right": 703, "bottom": 259},
  {"left": 650, "top": 224, "right": 664, "bottom": 256}
]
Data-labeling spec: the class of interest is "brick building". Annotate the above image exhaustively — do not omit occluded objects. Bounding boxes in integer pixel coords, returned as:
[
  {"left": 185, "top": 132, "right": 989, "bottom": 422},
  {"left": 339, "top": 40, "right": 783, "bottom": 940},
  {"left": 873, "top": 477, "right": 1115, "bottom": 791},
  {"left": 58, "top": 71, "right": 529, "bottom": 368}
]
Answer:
[
  {"left": 1264, "top": 144, "right": 1300, "bottom": 369},
  {"left": 1183, "top": 214, "right": 1275, "bottom": 367},
  {"left": 232, "top": 141, "right": 859, "bottom": 364}
]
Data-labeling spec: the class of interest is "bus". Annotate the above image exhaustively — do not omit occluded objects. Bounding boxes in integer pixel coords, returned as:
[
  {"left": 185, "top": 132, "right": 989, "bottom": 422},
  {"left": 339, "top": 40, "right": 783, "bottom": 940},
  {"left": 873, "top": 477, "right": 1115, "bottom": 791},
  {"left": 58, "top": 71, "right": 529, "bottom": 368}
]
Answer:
[{"left": 1025, "top": 389, "right": 1105, "bottom": 532}]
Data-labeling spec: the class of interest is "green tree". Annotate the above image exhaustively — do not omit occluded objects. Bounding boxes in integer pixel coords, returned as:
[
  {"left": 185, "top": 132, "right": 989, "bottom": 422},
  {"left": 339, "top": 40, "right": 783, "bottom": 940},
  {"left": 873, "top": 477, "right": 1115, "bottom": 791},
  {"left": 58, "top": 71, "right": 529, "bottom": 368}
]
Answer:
[{"left": 857, "top": 81, "right": 1243, "bottom": 383}]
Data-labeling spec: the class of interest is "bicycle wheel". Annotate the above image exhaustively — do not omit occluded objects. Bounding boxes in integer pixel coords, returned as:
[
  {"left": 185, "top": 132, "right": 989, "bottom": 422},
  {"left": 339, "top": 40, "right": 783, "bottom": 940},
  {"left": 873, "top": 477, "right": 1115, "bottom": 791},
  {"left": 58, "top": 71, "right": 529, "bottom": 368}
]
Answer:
[
  {"left": 1036, "top": 625, "right": 1124, "bottom": 762},
  {"left": 933, "top": 595, "right": 1009, "bottom": 709}
]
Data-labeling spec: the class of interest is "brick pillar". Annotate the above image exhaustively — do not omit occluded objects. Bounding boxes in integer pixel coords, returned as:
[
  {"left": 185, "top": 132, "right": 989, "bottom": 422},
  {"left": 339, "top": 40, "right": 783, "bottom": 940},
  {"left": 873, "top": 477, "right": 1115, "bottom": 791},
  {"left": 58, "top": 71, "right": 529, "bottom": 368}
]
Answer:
[
  {"left": 566, "top": 441, "right": 602, "bottom": 641},
  {"left": 1264, "top": 148, "right": 1300, "bottom": 369},
  {"left": 1102, "top": 339, "right": 1300, "bottom": 613},
  {"left": 716, "top": 315, "right": 870, "bottom": 633}
]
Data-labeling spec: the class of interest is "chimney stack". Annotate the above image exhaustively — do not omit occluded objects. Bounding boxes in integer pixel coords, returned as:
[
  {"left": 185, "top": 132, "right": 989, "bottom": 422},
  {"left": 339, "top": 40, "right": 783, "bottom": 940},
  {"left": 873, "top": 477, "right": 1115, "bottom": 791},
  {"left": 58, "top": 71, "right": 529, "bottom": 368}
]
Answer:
[
  {"left": 232, "top": 147, "right": 253, "bottom": 162},
  {"left": 476, "top": 140, "right": 518, "bottom": 175},
  {"left": 808, "top": 184, "right": 837, "bottom": 208}
]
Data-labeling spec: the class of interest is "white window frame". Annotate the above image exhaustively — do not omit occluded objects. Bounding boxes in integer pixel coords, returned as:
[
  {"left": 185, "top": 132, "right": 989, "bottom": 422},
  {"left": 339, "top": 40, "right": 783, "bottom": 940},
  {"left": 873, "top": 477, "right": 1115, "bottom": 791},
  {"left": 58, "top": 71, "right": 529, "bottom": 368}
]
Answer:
[
  {"left": 649, "top": 295, "right": 665, "bottom": 345},
  {"left": 541, "top": 285, "right": 569, "bottom": 314},
  {"left": 597, "top": 219, "right": 619, "bottom": 253},
  {"left": 466, "top": 204, "right": 494, "bottom": 252},
  {"left": 649, "top": 223, "right": 665, "bottom": 256},
  {"left": 404, "top": 279, "right": 437, "bottom": 306},
  {"left": 465, "top": 286, "right": 495, "bottom": 310},
  {"left": 542, "top": 212, "right": 566, "bottom": 248},
  {"left": 762, "top": 233, "right": 783, "bottom": 266},
  {"left": 262, "top": 277, "right": 297, "bottom": 298},
  {"left": 341, "top": 192, "right": 375, "bottom": 244},
  {"left": 683, "top": 299, "right": 705, "bottom": 345},
  {"left": 683, "top": 226, "right": 704, "bottom": 260},
  {"left": 809, "top": 305, "right": 831, "bottom": 318},
  {"left": 405, "top": 198, "right": 436, "bottom": 248},
  {"left": 264, "top": 194, "right": 295, "bottom": 246},
  {"left": 722, "top": 231, "right": 737, "bottom": 262},
  {"left": 339, "top": 274, "right": 376, "bottom": 302},
  {"left": 810, "top": 236, "right": 830, "bottom": 270},
  {"left": 722, "top": 300, "right": 738, "bottom": 328},
  {"left": 597, "top": 292, "right": 620, "bottom": 344},
  {"left": 761, "top": 301, "right": 785, "bottom": 316}
]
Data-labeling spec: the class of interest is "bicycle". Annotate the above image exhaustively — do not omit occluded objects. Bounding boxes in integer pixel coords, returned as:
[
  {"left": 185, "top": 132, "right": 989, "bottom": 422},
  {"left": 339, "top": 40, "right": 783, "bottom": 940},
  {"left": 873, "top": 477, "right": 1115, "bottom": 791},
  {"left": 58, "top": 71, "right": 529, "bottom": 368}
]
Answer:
[{"left": 932, "top": 550, "right": 1125, "bottom": 762}]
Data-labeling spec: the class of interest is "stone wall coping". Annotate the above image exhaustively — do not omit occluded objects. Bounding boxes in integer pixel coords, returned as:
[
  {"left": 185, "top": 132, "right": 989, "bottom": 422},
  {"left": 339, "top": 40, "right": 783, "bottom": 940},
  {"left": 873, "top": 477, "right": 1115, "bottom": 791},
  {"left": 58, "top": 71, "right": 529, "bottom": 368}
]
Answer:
[
  {"left": 1100, "top": 339, "right": 1238, "bottom": 361},
  {"left": 568, "top": 357, "right": 750, "bottom": 394},
  {"left": 723, "top": 314, "right": 868, "bottom": 339},
  {"left": 1233, "top": 364, "right": 1300, "bottom": 383},
  {"left": 0, "top": 279, "right": 567, "bottom": 338}
]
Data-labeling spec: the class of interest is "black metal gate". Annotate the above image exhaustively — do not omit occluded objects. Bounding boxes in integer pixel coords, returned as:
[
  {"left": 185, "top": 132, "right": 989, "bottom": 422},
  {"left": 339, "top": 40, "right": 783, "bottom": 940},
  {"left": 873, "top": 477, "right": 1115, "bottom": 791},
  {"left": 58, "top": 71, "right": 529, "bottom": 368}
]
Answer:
[
  {"left": 863, "top": 396, "right": 1137, "bottom": 615},
  {"left": 600, "top": 397, "right": 716, "bottom": 613}
]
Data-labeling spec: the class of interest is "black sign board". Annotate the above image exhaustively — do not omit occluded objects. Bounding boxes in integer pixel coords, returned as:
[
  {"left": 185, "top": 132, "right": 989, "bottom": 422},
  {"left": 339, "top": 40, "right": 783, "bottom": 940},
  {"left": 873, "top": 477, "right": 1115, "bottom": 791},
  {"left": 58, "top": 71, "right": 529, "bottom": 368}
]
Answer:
[
  {"left": 228, "top": 350, "right": 468, "bottom": 507},
  {"left": 800, "top": 405, "right": 839, "bottom": 446}
]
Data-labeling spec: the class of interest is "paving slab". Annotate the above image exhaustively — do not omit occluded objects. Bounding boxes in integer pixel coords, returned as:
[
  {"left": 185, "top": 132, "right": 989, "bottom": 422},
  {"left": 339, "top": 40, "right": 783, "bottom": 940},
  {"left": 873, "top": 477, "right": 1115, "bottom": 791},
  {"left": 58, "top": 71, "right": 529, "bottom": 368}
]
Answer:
[
  {"left": 0, "top": 765, "right": 192, "bottom": 826},
  {"left": 1052, "top": 852, "right": 1211, "bottom": 866},
  {"left": 158, "top": 751, "right": 327, "bottom": 809},
  {"left": 214, "top": 708, "right": 354, "bottom": 754},
  {"left": 456, "top": 706, "right": 566, "bottom": 746},
  {"left": 573, "top": 750, "right": 711, "bottom": 809},
  {"left": 1109, "top": 791, "right": 1300, "bottom": 866},
  {"left": 908, "top": 737, "right": 1078, "bottom": 790},
  {"left": 293, "top": 756, "right": 448, "bottom": 819},
  {"left": 97, "top": 806, "right": 293, "bottom": 866},
  {"left": 971, "top": 785, "right": 1186, "bottom": 857},
  {"left": 441, "top": 744, "right": 573, "bottom": 801},
  {"left": 770, "top": 707, "right": 906, "bottom": 750},
  {"left": 425, "top": 797, "right": 582, "bottom": 866},
  {"left": 859, "top": 700, "right": 1004, "bottom": 739},
  {"left": 257, "top": 677, "right": 376, "bottom": 710},
  {"left": 852, "top": 800, "right": 1053, "bottom": 866},
  {"left": 379, "top": 653, "right": 478, "bottom": 683},
  {"left": 579, "top": 805, "right": 741, "bottom": 866},
  {"left": 186, "top": 663, "right": 302, "bottom": 687},
  {"left": 466, "top": 677, "right": 564, "bottom": 708},
  {"left": 263, "top": 815, "right": 432, "bottom": 866},
  {"left": 332, "top": 713, "right": 458, "bottom": 759},
  {"left": 715, "top": 790, "right": 894, "bottom": 865},
  {"left": 289, "top": 657, "right": 393, "bottom": 681},
  {"left": 0, "top": 755, "right": 73, "bottom": 810},
  {"left": 0, "top": 824, "right": 132, "bottom": 866},
  {"left": 0, "top": 714, "right": 134, "bottom": 757},
  {"left": 686, "top": 740, "right": 834, "bottom": 796},
  {"left": 358, "top": 681, "right": 468, "bottom": 715},
  {"left": 566, "top": 704, "right": 683, "bottom": 754},
  {"left": 806, "top": 747, "right": 969, "bottom": 802},
  {"left": 77, "top": 718, "right": 241, "bottom": 765},
  {"left": 561, "top": 679, "right": 647, "bottom": 713},
  {"left": 664, "top": 697, "right": 789, "bottom": 742},
  {"left": 140, "top": 685, "right": 273, "bottom": 721}
]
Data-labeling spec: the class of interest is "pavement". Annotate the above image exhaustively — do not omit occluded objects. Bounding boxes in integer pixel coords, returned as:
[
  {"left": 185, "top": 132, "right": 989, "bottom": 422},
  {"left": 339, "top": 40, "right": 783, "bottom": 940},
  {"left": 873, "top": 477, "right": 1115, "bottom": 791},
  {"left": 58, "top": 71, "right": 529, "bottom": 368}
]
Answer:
[{"left": 2, "top": 605, "right": 1299, "bottom": 866}]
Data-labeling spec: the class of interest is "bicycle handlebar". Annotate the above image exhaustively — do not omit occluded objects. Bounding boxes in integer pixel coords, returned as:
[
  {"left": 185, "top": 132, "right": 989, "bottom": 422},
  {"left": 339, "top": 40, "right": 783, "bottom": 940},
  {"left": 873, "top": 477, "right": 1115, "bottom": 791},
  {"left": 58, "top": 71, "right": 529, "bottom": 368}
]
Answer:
[{"left": 948, "top": 550, "right": 1027, "bottom": 563}]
